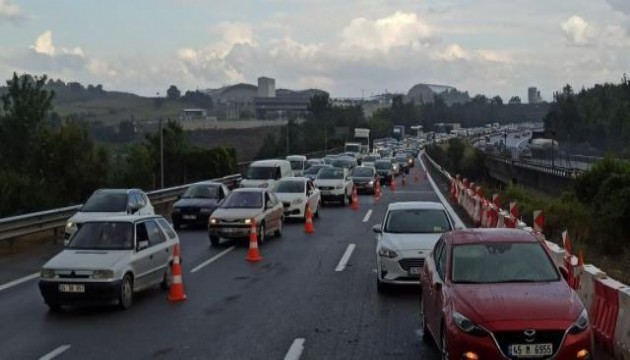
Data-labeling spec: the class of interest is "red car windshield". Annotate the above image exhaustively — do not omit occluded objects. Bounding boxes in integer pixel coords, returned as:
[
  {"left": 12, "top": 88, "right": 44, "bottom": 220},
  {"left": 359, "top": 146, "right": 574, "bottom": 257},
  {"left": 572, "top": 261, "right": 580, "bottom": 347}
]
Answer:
[{"left": 451, "top": 242, "right": 560, "bottom": 284}]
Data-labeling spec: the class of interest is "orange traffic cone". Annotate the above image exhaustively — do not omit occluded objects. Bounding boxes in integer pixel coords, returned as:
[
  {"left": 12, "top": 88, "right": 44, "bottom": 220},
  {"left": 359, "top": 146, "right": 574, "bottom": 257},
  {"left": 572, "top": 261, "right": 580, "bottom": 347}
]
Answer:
[
  {"left": 374, "top": 179, "right": 381, "bottom": 200},
  {"left": 168, "top": 244, "right": 187, "bottom": 302},
  {"left": 246, "top": 218, "right": 263, "bottom": 262},
  {"left": 390, "top": 176, "right": 396, "bottom": 192},
  {"left": 304, "top": 204, "right": 314, "bottom": 234},
  {"left": 351, "top": 187, "right": 359, "bottom": 210}
]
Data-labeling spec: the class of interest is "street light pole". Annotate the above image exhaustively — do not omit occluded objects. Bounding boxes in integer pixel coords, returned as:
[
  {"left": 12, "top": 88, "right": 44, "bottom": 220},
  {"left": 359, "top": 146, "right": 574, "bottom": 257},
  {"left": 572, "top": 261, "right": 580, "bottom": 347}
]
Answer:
[
  {"left": 286, "top": 115, "right": 290, "bottom": 156},
  {"left": 160, "top": 118, "right": 164, "bottom": 189}
]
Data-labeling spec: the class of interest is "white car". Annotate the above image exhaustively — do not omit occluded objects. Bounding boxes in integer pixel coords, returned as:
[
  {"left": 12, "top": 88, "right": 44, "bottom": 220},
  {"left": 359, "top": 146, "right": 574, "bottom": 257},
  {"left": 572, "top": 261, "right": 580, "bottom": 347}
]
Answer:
[
  {"left": 314, "top": 167, "right": 354, "bottom": 206},
  {"left": 65, "top": 189, "right": 154, "bottom": 241},
  {"left": 272, "top": 177, "right": 321, "bottom": 220},
  {"left": 40, "top": 215, "right": 178, "bottom": 311},
  {"left": 373, "top": 202, "right": 455, "bottom": 292}
]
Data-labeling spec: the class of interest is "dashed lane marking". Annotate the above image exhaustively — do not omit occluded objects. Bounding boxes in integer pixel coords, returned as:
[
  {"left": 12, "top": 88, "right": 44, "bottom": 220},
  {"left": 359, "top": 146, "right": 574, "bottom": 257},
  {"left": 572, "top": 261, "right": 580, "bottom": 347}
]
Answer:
[
  {"left": 0, "top": 272, "right": 39, "bottom": 292},
  {"left": 335, "top": 244, "right": 356, "bottom": 272},
  {"left": 362, "top": 209, "right": 373, "bottom": 223},
  {"left": 39, "top": 344, "right": 71, "bottom": 360},
  {"left": 283, "top": 338, "right": 305, "bottom": 360},
  {"left": 190, "top": 246, "right": 235, "bottom": 273}
]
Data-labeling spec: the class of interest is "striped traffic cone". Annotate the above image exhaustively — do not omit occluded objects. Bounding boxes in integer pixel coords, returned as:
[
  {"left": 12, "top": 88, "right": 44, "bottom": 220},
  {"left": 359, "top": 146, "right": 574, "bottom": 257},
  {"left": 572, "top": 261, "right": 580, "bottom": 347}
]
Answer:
[
  {"left": 168, "top": 244, "right": 187, "bottom": 302},
  {"left": 351, "top": 187, "right": 359, "bottom": 210},
  {"left": 246, "top": 218, "right": 263, "bottom": 262},
  {"left": 304, "top": 204, "right": 314, "bottom": 234},
  {"left": 374, "top": 179, "right": 381, "bottom": 200}
]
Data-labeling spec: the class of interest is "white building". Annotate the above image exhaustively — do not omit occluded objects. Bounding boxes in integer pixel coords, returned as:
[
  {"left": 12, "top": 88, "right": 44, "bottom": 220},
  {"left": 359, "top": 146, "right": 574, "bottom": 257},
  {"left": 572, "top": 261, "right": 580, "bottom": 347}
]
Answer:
[{"left": 258, "top": 77, "right": 276, "bottom": 98}]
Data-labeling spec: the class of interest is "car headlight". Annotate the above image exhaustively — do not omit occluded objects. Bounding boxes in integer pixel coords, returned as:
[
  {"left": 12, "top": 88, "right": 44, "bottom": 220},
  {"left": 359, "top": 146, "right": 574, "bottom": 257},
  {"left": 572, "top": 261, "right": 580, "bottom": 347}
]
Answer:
[
  {"left": 335, "top": 184, "right": 343, "bottom": 189},
  {"left": 453, "top": 311, "right": 487, "bottom": 336},
  {"left": 65, "top": 221, "right": 74, "bottom": 228},
  {"left": 368, "top": 180, "right": 374, "bottom": 185},
  {"left": 259, "top": 183, "right": 269, "bottom": 188},
  {"left": 569, "top": 309, "right": 589, "bottom": 334},
  {"left": 292, "top": 198, "right": 304, "bottom": 205},
  {"left": 92, "top": 270, "right": 115, "bottom": 280},
  {"left": 378, "top": 246, "right": 398, "bottom": 258},
  {"left": 244, "top": 218, "right": 252, "bottom": 225},
  {"left": 40, "top": 269, "right": 55, "bottom": 279},
  {"left": 209, "top": 218, "right": 218, "bottom": 225},
  {"left": 200, "top": 208, "right": 214, "bottom": 214}
]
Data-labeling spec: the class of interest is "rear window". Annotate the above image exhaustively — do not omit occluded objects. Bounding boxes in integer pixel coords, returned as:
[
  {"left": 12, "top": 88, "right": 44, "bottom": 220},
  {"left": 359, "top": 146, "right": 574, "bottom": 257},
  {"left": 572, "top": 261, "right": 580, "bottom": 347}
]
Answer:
[
  {"left": 384, "top": 209, "right": 451, "bottom": 234},
  {"left": 351, "top": 167, "right": 375, "bottom": 177},
  {"left": 82, "top": 192, "right": 128, "bottom": 212},
  {"left": 318, "top": 168, "right": 345, "bottom": 179},
  {"left": 245, "top": 166, "right": 275, "bottom": 180},
  {"left": 273, "top": 181, "right": 305, "bottom": 193}
]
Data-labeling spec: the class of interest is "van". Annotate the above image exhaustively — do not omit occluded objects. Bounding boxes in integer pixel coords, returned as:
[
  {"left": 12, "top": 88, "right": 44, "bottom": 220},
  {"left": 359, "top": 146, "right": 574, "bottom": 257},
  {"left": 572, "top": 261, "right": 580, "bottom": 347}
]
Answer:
[
  {"left": 240, "top": 159, "right": 293, "bottom": 188},
  {"left": 286, "top": 155, "right": 307, "bottom": 176}
]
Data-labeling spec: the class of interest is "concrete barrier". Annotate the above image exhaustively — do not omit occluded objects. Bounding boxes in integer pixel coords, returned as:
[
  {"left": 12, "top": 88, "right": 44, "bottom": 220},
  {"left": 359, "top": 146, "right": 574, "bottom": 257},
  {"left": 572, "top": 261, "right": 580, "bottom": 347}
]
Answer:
[
  {"left": 615, "top": 287, "right": 630, "bottom": 360},
  {"left": 577, "top": 265, "right": 608, "bottom": 316}
]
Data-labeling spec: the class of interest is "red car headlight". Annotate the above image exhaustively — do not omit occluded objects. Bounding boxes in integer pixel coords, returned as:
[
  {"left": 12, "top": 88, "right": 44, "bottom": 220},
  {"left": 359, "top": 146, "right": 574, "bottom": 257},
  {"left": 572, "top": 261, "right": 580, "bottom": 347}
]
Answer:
[
  {"left": 568, "top": 309, "right": 589, "bottom": 334},
  {"left": 453, "top": 311, "right": 488, "bottom": 337}
]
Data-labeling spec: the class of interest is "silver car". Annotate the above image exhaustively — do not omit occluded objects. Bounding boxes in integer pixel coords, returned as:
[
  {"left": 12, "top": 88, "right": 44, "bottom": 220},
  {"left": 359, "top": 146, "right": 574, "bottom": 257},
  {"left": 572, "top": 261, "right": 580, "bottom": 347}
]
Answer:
[
  {"left": 208, "top": 188, "right": 284, "bottom": 247},
  {"left": 39, "top": 215, "right": 179, "bottom": 311}
]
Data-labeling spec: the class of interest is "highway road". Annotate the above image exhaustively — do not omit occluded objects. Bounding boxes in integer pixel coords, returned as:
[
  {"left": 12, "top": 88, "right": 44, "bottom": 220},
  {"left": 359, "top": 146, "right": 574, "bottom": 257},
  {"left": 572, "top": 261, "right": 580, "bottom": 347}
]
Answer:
[{"left": 0, "top": 159, "right": 448, "bottom": 359}]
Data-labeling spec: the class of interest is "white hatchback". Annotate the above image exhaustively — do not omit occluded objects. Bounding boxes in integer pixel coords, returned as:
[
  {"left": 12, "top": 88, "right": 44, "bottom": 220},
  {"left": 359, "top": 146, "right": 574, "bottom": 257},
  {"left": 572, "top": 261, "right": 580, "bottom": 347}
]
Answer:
[
  {"left": 373, "top": 202, "right": 454, "bottom": 292},
  {"left": 272, "top": 177, "right": 321, "bottom": 220}
]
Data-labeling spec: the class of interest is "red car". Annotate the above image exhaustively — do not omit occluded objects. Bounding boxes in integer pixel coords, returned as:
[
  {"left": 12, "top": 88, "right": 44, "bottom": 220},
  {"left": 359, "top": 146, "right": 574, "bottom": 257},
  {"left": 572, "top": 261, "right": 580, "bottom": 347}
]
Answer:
[{"left": 420, "top": 228, "right": 592, "bottom": 360}]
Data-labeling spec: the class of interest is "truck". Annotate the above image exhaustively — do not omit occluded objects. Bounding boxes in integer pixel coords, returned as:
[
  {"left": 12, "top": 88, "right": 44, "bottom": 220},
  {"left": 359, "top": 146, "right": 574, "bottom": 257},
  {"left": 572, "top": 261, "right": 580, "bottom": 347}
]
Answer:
[
  {"left": 344, "top": 128, "right": 370, "bottom": 162},
  {"left": 392, "top": 125, "right": 405, "bottom": 141}
]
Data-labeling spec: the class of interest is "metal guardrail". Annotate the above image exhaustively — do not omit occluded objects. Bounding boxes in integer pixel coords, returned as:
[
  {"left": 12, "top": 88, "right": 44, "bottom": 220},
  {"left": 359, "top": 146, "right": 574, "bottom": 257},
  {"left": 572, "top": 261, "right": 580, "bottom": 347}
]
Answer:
[
  {"left": 0, "top": 146, "right": 341, "bottom": 244},
  {"left": 485, "top": 154, "right": 583, "bottom": 178},
  {"left": 0, "top": 174, "right": 242, "bottom": 243}
]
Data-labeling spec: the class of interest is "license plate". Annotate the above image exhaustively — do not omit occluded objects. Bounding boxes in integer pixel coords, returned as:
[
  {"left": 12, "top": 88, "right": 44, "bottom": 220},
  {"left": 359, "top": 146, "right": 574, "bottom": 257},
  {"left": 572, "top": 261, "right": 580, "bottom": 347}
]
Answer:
[
  {"left": 182, "top": 214, "right": 196, "bottom": 220},
  {"left": 58, "top": 284, "right": 85, "bottom": 293},
  {"left": 409, "top": 267, "right": 421, "bottom": 275},
  {"left": 321, "top": 191, "right": 331, "bottom": 195},
  {"left": 222, "top": 228, "right": 239, "bottom": 233},
  {"left": 509, "top": 343, "right": 553, "bottom": 357}
]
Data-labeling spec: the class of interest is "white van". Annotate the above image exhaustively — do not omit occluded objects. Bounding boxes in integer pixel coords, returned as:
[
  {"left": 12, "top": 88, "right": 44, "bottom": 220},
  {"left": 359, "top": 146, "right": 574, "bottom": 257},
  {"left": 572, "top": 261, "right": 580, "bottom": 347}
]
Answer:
[
  {"left": 286, "top": 155, "right": 307, "bottom": 176},
  {"left": 240, "top": 159, "right": 293, "bottom": 188}
]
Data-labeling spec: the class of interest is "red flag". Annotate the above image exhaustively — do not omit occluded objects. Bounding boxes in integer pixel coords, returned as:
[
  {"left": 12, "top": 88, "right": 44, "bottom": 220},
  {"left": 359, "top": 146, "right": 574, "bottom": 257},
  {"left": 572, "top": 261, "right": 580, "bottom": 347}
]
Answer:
[
  {"left": 533, "top": 210, "right": 544, "bottom": 232},
  {"left": 509, "top": 201, "right": 519, "bottom": 219},
  {"left": 492, "top": 194, "right": 500, "bottom": 208},
  {"left": 562, "top": 230, "right": 572, "bottom": 255}
]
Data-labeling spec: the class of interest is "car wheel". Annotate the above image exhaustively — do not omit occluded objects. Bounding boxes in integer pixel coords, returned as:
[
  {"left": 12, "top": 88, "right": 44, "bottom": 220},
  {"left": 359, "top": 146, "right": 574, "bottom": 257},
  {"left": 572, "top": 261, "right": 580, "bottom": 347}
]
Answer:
[
  {"left": 118, "top": 274, "right": 133, "bottom": 310},
  {"left": 420, "top": 300, "right": 432, "bottom": 343},
  {"left": 160, "top": 264, "right": 172, "bottom": 291},
  {"left": 343, "top": 192, "right": 349, "bottom": 206},
  {"left": 440, "top": 325, "right": 448, "bottom": 360},
  {"left": 258, "top": 223, "right": 265, "bottom": 246},
  {"left": 209, "top": 235, "right": 220, "bottom": 247},
  {"left": 274, "top": 218, "right": 283, "bottom": 237}
]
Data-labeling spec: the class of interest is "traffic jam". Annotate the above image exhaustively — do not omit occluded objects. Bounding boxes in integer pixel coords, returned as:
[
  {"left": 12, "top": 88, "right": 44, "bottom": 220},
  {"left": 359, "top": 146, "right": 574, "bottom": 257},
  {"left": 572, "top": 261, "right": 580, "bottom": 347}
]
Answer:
[{"left": 38, "top": 128, "right": 595, "bottom": 359}]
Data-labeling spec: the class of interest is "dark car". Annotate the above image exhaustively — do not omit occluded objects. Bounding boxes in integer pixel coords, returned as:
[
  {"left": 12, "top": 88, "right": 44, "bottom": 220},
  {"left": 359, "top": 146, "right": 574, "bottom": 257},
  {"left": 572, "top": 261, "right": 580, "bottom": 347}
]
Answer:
[
  {"left": 349, "top": 166, "right": 378, "bottom": 194},
  {"left": 374, "top": 160, "right": 394, "bottom": 185},
  {"left": 171, "top": 182, "right": 230, "bottom": 229},
  {"left": 331, "top": 157, "right": 358, "bottom": 170},
  {"left": 421, "top": 228, "right": 592, "bottom": 359},
  {"left": 395, "top": 154, "right": 410, "bottom": 174}
]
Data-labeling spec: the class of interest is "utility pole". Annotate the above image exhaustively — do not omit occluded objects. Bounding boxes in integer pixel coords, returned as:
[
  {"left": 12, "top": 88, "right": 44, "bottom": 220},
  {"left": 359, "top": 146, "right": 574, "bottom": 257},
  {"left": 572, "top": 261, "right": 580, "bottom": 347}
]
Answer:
[
  {"left": 160, "top": 118, "right": 164, "bottom": 189},
  {"left": 286, "top": 114, "right": 290, "bottom": 156}
]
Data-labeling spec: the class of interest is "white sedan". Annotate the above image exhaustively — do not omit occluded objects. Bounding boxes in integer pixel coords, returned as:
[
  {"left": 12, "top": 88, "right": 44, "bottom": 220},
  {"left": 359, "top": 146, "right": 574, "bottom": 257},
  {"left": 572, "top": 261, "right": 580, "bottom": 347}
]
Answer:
[
  {"left": 314, "top": 167, "right": 354, "bottom": 206},
  {"left": 372, "top": 202, "right": 455, "bottom": 292},
  {"left": 272, "top": 177, "right": 321, "bottom": 220}
]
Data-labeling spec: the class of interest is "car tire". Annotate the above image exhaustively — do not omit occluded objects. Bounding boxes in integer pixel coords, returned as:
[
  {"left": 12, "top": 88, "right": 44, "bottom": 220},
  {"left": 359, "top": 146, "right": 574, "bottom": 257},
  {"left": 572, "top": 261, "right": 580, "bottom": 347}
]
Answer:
[
  {"left": 376, "top": 277, "right": 387, "bottom": 294},
  {"left": 118, "top": 274, "right": 133, "bottom": 310},
  {"left": 160, "top": 264, "right": 172, "bottom": 291},
  {"left": 209, "top": 235, "right": 220, "bottom": 247},
  {"left": 421, "top": 300, "right": 432, "bottom": 343},
  {"left": 258, "top": 222, "right": 265, "bottom": 246},
  {"left": 274, "top": 218, "right": 283, "bottom": 237},
  {"left": 342, "top": 192, "right": 349, "bottom": 206}
]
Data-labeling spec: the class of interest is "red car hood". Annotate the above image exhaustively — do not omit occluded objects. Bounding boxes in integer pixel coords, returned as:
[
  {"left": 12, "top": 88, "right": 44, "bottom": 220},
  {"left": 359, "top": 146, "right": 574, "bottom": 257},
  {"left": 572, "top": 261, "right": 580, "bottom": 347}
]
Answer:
[{"left": 453, "top": 281, "right": 583, "bottom": 331}]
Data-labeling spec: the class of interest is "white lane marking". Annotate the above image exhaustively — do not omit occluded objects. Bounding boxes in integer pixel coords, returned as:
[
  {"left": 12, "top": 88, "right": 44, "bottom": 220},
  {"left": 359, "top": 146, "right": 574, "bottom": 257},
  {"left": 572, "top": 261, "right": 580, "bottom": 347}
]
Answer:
[
  {"left": 39, "top": 344, "right": 71, "bottom": 360},
  {"left": 283, "top": 338, "right": 305, "bottom": 360},
  {"left": 362, "top": 209, "right": 373, "bottom": 223},
  {"left": 190, "top": 246, "right": 235, "bottom": 273},
  {"left": 0, "top": 272, "right": 39, "bottom": 292},
  {"left": 335, "top": 244, "right": 356, "bottom": 272},
  {"left": 419, "top": 152, "right": 466, "bottom": 229}
]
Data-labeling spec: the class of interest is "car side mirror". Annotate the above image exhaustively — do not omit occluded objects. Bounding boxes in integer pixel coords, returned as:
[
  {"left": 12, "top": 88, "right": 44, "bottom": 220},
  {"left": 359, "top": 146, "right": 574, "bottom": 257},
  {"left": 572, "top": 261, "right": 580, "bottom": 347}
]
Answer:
[
  {"left": 559, "top": 266, "right": 570, "bottom": 283},
  {"left": 137, "top": 240, "right": 149, "bottom": 251},
  {"left": 372, "top": 224, "right": 382, "bottom": 234}
]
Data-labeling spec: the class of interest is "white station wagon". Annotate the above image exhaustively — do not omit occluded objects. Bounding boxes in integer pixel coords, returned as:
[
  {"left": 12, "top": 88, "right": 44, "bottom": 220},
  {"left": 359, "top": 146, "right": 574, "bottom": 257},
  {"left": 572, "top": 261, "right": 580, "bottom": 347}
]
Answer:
[{"left": 39, "top": 215, "right": 179, "bottom": 311}]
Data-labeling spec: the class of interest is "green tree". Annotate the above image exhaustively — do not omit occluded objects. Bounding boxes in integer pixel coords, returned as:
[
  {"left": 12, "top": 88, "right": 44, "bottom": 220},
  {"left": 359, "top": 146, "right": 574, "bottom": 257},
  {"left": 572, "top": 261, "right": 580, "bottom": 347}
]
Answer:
[
  {"left": 166, "top": 85, "right": 181, "bottom": 100},
  {"left": 508, "top": 96, "right": 522, "bottom": 105}
]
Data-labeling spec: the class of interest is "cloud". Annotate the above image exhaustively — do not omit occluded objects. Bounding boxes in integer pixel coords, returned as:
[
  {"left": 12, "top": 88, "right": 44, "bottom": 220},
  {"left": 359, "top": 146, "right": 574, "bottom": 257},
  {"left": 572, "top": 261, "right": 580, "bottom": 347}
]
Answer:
[
  {"left": 0, "top": 0, "right": 25, "bottom": 24},
  {"left": 30, "top": 31, "right": 84, "bottom": 57},
  {"left": 341, "top": 12, "right": 434, "bottom": 52},
  {"left": 606, "top": 0, "right": 630, "bottom": 16},
  {"left": 561, "top": 16, "right": 595, "bottom": 46}
]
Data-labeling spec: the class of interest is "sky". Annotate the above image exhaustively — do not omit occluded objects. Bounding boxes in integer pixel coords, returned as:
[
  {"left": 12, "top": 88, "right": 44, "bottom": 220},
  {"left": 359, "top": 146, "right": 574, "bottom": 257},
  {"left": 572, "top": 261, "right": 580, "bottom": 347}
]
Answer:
[{"left": 1, "top": 0, "right": 630, "bottom": 101}]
